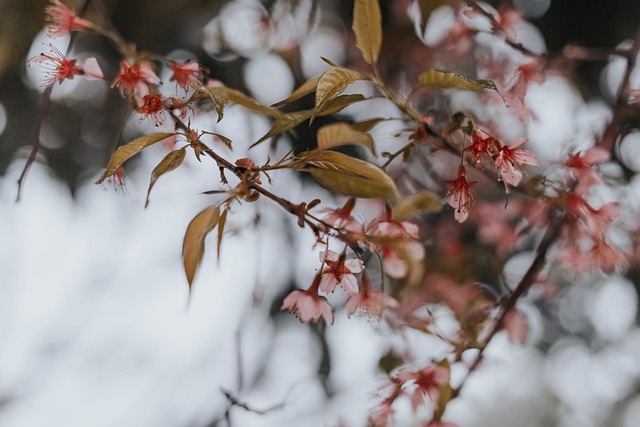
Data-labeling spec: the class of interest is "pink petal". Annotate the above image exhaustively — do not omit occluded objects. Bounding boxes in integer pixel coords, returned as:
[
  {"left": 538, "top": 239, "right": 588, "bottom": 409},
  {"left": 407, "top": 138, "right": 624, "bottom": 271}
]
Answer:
[
  {"left": 339, "top": 275, "right": 359, "bottom": 294},
  {"left": 510, "top": 137, "right": 529, "bottom": 148},
  {"left": 345, "top": 258, "right": 364, "bottom": 273},
  {"left": 583, "top": 147, "right": 610, "bottom": 165},
  {"left": 319, "top": 273, "right": 337, "bottom": 294},
  {"left": 82, "top": 57, "right": 104, "bottom": 80}
]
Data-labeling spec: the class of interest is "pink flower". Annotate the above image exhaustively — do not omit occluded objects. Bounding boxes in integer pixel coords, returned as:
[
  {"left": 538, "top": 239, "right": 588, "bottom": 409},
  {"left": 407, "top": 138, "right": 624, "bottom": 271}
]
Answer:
[
  {"left": 318, "top": 197, "right": 364, "bottom": 234},
  {"left": 371, "top": 221, "right": 425, "bottom": 279},
  {"left": 494, "top": 138, "right": 539, "bottom": 187},
  {"left": 169, "top": 60, "right": 205, "bottom": 91},
  {"left": 29, "top": 45, "right": 103, "bottom": 86},
  {"left": 396, "top": 364, "right": 450, "bottom": 410},
  {"left": 281, "top": 289, "right": 333, "bottom": 324},
  {"left": 137, "top": 94, "right": 166, "bottom": 125},
  {"left": 345, "top": 288, "right": 398, "bottom": 318},
  {"left": 446, "top": 166, "right": 477, "bottom": 223},
  {"left": 565, "top": 195, "right": 619, "bottom": 238},
  {"left": 319, "top": 250, "right": 364, "bottom": 294},
  {"left": 44, "top": 0, "right": 92, "bottom": 38},
  {"left": 112, "top": 61, "right": 161, "bottom": 103},
  {"left": 103, "top": 166, "right": 127, "bottom": 193},
  {"left": 565, "top": 147, "right": 610, "bottom": 195},
  {"left": 466, "top": 129, "right": 497, "bottom": 167}
]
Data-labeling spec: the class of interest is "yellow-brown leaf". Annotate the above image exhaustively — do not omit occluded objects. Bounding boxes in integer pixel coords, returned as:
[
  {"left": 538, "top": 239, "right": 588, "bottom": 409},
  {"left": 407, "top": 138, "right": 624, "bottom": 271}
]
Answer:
[
  {"left": 96, "top": 132, "right": 175, "bottom": 184},
  {"left": 317, "top": 122, "right": 373, "bottom": 152},
  {"left": 145, "top": 147, "right": 187, "bottom": 208},
  {"left": 313, "top": 67, "right": 369, "bottom": 122},
  {"left": 353, "top": 0, "right": 382, "bottom": 65},
  {"left": 301, "top": 150, "right": 398, "bottom": 199},
  {"left": 418, "top": 68, "right": 499, "bottom": 93},
  {"left": 182, "top": 206, "right": 220, "bottom": 291},
  {"left": 272, "top": 75, "right": 321, "bottom": 107}
]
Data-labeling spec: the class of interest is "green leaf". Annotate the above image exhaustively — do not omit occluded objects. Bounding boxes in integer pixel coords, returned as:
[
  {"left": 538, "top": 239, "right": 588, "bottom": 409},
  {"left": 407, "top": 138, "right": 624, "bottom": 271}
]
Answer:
[
  {"left": 145, "top": 147, "right": 187, "bottom": 208},
  {"left": 392, "top": 190, "right": 443, "bottom": 221},
  {"left": 313, "top": 67, "right": 370, "bottom": 122},
  {"left": 96, "top": 132, "right": 175, "bottom": 184},
  {"left": 182, "top": 206, "right": 220, "bottom": 291},
  {"left": 317, "top": 122, "right": 373, "bottom": 152},
  {"left": 272, "top": 75, "right": 321, "bottom": 107},
  {"left": 353, "top": 0, "right": 382, "bottom": 65},
  {"left": 418, "top": 68, "right": 500, "bottom": 93},
  {"left": 300, "top": 150, "right": 398, "bottom": 199}
]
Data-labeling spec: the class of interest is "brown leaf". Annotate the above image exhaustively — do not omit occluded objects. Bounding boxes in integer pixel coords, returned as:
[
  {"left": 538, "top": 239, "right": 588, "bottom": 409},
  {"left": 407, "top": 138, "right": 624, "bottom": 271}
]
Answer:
[
  {"left": 301, "top": 150, "right": 398, "bottom": 199},
  {"left": 392, "top": 190, "right": 443, "bottom": 221},
  {"left": 182, "top": 206, "right": 220, "bottom": 291},
  {"left": 313, "top": 67, "right": 369, "bottom": 122},
  {"left": 145, "top": 147, "right": 187, "bottom": 208},
  {"left": 317, "top": 122, "right": 373, "bottom": 152},
  {"left": 318, "top": 94, "right": 367, "bottom": 116},
  {"left": 353, "top": 0, "right": 382, "bottom": 65},
  {"left": 96, "top": 132, "right": 175, "bottom": 184},
  {"left": 351, "top": 117, "right": 387, "bottom": 132}
]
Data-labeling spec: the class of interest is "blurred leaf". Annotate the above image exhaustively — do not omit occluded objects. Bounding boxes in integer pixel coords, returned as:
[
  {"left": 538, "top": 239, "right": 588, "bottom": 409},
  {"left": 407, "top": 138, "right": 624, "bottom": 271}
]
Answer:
[
  {"left": 353, "top": 0, "right": 382, "bottom": 65},
  {"left": 317, "top": 122, "right": 373, "bottom": 152},
  {"left": 300, "top": 150, "right": 398, "bottom": 199},
  {"left": 145, "top": 147, "right": 187, "bottom": 208},
  {"left": 182, "top": 206, "right": 220, "bottom": 291},
  {"left": 96, "top": 132, "right": 175, "bottom": 184},
  {"left": 418, "top": 68, "right": 499, "bottom": 93},
  {"left": 313, "top": 67, "right": 370, "bottom": 122},
  {"left": 272, "top": 75, "right": 321, "bottom": 106},
  {"left": 352, "top": 117, "right": 387, "bottom": 132},
  {"left": 393, "top": 190, "right": 443, "bottom": 221}
]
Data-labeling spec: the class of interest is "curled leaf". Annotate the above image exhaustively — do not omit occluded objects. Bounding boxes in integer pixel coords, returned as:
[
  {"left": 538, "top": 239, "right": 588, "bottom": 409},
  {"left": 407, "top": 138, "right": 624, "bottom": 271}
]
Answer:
[
  {"left": 96, "top": 132, "right": 175, "bottom": 184},
  {"left": 392, "top": 190, "right": 443, "bottom": 221},
  {"left": 353, "top": 0, "right": 382, "bottom": 65},
  {"left": 182, "top": 206, "right": 220, "bottom": 291},
  {"left": 313, "top": 67, "right": 370, "bottom": 122},
  {"left": 317, "top": 122, "right": 373, "bottom": 152},
  {"left": 300, "top": 150, "right": 398, "bottom": 199},
  {"left": 145, "top": 147, "right": 187, "bottom": 208}
]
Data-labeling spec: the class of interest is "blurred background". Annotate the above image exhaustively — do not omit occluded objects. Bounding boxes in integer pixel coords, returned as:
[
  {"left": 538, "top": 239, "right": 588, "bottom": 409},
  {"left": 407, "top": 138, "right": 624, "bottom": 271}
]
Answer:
[{"left": 1, "top": 1, "right": 640, "bottom": 426}]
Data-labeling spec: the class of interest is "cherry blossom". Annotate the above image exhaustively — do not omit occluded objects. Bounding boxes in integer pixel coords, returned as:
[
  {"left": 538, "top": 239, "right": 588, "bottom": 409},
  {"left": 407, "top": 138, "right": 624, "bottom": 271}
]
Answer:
[
  {"left": 445, "top": 166, "right": 477, "bottom": 223},
  {"left": 564, "top": 194, "right": 619, "bottom": 238},
  {"left": 44, "top": 0, "right": 92, "bottom": 38},
  {"left": 318, "top": 197, "right": 364, "bottom": 234},
  {"left": 137, "top": 94, "right": 166, "bottom": 125},
  {"left": 396, "top": 364, "right": 450, "bottom": 410},
  {"left": 29, "top": 45, "right": 103, "bottom": 86},
  {"left": 318, "top": 250, "right": 363, "bottom": 294},
  {"left": 494, "top": 138, "right": 539, "bottom": 187},
  {"left": 345, "top": 288, "right": 399, "bottom": 318},
  {"left": 565, "top": 146, "right": 610, "bottom": 194},
  {"left": 371, "top": 220, "right": 425, "bottom": 279},
  {"left": 466, "top": 128, "right": 497, "bottom": 167},
  {"left": 112, "top": 61, "right": 161, "bottom": 104},
  {"left": 169, "top": 60, "right": 205, "bottom": 91},
  {"left": 281, "top": 272, "right": 333, "bottom": 324}
]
